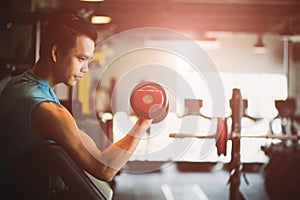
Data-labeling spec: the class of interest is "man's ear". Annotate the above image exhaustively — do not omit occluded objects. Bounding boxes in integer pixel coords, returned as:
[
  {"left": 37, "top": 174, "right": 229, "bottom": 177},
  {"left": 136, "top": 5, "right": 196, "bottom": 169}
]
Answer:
[{"left": 51, "top": 45, "right": 59, "bottom": 63}]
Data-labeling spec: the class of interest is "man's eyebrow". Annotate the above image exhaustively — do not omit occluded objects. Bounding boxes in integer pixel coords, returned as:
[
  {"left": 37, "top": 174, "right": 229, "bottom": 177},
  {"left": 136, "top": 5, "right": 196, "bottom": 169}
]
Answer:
[{"left": 78, "top": 54, "right": 92, "bottom": 59}]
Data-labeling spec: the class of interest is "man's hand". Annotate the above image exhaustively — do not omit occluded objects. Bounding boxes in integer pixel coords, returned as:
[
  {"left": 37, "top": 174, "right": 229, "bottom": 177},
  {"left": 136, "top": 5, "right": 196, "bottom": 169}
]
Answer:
[{"left": 136, "top": 118, "right": 153, "bottom": 127}]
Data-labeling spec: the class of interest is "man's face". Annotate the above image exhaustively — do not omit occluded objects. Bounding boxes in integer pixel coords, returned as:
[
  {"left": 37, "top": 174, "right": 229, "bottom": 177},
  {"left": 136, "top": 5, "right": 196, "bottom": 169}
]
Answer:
[{"left": 54, "top": 35, "right": 95, "bottom": 87}]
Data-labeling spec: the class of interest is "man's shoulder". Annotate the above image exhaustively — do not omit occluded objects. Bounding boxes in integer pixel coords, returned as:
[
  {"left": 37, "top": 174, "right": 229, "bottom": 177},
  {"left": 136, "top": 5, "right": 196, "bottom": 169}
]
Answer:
[
  {"left": 33, "top": 102, "right": 73, "bottom": 124},
  {"left": 3, "top": 71, "right": 42, "bottom": 96},
  {"left": 35, "top": 101, "right": 66, "bottom": 115},
  {"left": 9, "top": 71, "right": 60, "bottom": 104}
]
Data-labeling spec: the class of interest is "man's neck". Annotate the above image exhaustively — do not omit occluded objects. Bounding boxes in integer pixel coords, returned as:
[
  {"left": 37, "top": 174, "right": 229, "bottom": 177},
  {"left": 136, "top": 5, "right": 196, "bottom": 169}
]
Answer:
[{"left": 29, "top": 59, "right": 56, "bottom": 89}]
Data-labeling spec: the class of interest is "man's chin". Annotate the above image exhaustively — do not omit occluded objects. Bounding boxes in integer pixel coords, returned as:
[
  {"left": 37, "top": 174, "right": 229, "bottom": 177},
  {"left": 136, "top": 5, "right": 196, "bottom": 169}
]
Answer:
[{"left": 65, "top": 81, "right": 77, "bottom": 87}]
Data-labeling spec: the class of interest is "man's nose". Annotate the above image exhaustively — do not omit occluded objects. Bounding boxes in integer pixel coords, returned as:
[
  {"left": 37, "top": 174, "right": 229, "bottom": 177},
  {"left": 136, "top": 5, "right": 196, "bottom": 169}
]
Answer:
[{"left": 81, "top": 62, "right": 89, "bottom": 73}]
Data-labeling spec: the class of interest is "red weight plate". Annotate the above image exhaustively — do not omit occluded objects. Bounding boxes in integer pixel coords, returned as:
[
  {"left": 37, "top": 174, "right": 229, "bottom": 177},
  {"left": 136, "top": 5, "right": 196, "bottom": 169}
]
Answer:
[
  {"left": 131, "top": 85, "right": 164, "bottom": 114},
  {"left": 130, "top": 81, "right": 169, "bottom": 123}
]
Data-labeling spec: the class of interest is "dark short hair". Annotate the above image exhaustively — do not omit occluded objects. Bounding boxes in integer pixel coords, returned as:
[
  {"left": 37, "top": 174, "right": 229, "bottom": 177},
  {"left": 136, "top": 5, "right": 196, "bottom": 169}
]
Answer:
[{"left": 40, "top": 13, "right": 97, "bottom": 59}]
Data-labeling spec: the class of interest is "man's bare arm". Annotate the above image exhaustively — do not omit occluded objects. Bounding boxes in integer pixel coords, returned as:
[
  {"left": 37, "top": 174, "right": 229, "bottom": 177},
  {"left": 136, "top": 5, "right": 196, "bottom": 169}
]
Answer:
[{"left": 30, "top": 102, "right": 151, "bottom": 181}]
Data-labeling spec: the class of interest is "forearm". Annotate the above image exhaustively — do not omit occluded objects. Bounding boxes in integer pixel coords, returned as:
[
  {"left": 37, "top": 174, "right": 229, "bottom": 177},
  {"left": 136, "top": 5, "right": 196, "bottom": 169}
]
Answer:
[
  {"left": 100, "top": 118, "right": 151, "bottom": 170},
  {"left": 78, "top": 118, "right": 151, "bottom": 180}
]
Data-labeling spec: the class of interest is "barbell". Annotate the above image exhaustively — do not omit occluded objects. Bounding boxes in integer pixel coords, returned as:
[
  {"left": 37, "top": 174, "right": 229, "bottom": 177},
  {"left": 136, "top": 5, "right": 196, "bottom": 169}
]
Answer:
[{"left": 169, "top": 117, "right": 300, "bottom": 156}]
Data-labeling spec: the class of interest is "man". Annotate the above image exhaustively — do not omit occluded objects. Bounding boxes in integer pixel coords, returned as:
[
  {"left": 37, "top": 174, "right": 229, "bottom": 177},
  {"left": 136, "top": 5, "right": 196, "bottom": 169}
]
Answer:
[{"left": 0, "top": 13, "right": 152, "bottom": 198}]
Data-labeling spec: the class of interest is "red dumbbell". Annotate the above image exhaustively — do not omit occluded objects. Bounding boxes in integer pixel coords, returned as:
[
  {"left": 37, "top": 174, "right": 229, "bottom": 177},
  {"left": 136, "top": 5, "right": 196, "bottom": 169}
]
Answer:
[{"left": 130, "top": 81, "right": 169, "bottom": 123}]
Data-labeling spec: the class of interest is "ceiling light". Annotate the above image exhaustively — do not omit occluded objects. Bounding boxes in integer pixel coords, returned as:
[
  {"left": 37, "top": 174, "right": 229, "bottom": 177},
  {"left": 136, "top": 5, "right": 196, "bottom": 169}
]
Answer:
[
  {"left": 80, "top": 0, "right": 104, "bottom": 2},
  {"left": 91, "top": 16, "right": 111, "bottom": 24},
  {"left": 253, "top": 35, "right": 267, "bottom": 54}
]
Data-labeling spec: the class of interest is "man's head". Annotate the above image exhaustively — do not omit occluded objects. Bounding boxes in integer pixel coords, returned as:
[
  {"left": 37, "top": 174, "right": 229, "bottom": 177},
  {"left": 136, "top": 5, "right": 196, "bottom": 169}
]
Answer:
[
  {"left": 40, "top": 13, "right": 97, "bottom": 60},
  {"left": 39, "top": 13, "right": 98, "bottom": 87}
]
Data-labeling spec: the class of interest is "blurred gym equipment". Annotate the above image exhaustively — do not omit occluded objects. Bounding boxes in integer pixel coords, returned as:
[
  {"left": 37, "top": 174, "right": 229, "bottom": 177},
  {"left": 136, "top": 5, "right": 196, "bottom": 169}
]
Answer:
[{"left": 170, "top": 89, "right": 300, "bottom": 200}]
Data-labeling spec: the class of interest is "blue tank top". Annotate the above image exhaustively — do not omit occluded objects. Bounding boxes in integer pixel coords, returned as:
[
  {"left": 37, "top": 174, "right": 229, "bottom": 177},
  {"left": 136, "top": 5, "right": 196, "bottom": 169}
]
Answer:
[{"left": 0, "top": 70, "right": 60, "bottom": 177}]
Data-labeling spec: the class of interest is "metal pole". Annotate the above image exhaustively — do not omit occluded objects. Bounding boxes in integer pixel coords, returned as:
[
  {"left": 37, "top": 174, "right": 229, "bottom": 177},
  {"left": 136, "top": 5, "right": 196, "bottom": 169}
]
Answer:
[{"left": 229, "top": 88, "right": 244, "bottom": 200}]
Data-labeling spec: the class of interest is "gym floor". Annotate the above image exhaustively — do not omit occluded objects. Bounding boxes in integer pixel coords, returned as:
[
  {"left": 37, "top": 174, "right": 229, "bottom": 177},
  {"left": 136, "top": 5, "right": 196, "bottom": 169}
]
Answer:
[{"left": 112, "top": 162, "right": 270, "bottom": 200}]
